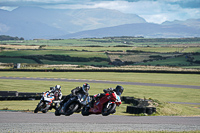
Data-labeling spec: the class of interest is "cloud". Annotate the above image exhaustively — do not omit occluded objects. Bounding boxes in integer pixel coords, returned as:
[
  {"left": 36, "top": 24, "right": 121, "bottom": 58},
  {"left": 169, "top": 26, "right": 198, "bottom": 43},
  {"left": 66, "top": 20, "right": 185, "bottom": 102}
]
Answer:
[
  {"left": 0, "top": 6, "right": 18, "bottom": 11},
  {"left": 0, "top": 0, "right": 200, "bottom": 24}
]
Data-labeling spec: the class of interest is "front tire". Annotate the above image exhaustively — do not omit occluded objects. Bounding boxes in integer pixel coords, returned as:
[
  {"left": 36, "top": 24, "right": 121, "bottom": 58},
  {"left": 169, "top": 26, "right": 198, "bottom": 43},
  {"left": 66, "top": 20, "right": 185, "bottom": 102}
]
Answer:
[
  {"left": 34, "top": 107, "right": 39, "bottom": 113},
  {"left": 102, "top": 103, "right": 116, "bottom": 116},
  {"left": 34, "top": 102, "right": 43, "bottom": 113}
]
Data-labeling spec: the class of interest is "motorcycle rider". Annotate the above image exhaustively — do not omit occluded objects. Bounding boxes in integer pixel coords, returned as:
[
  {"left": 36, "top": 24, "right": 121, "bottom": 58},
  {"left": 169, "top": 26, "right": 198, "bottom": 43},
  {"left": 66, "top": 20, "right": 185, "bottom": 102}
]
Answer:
[
  {"left": 60, "top": 83, "right": 90, "bottom": 106},
  {"left": 51, "top": 85, "right": 62, "bottom": 100},
  {"left": 44, "top": 85, "right": 62, "bottom": 110},
  {"left": 90, "top": 85, "right": 124, "bottom": 107}
]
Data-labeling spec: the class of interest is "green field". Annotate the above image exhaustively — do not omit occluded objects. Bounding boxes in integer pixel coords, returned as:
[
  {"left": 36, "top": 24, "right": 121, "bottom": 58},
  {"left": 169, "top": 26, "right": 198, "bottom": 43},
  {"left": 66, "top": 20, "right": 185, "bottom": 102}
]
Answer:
[
  {"left": 1, "top": 37, "right": 200, "bottom": 46},
  {"left": 1, "top": 38, "right": 200, "bottom": 68},
  {"left": 0, "top": 72, "right": 200, "bottom": 116}
]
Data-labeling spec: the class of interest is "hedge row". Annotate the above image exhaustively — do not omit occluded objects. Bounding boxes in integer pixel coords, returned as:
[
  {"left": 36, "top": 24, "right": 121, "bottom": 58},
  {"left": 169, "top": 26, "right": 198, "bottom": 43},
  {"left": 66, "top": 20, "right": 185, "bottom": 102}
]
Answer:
[{"left": 0, "top": 69, "right": 200, "bottom": 74}]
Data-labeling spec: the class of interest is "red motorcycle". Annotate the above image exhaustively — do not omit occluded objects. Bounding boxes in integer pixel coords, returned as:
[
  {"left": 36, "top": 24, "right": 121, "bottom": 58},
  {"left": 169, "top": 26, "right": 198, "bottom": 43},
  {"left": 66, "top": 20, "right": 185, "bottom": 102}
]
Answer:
[{"left": 81, "top": 91, "right": 122, "bottom": 116}]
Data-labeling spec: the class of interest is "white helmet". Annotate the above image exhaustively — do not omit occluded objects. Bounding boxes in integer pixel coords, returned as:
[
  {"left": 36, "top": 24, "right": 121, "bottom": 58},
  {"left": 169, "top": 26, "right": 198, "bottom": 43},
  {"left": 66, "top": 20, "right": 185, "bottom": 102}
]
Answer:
[{"left": 55, "top": 85, "right": 61, "bottom": 91}]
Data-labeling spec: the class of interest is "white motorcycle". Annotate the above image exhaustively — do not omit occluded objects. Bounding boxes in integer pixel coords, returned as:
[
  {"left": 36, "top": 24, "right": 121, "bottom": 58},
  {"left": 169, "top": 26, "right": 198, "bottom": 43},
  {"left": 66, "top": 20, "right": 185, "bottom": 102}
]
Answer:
[{"left": 34, "top": 91, "right": 60, "bottom": 113}]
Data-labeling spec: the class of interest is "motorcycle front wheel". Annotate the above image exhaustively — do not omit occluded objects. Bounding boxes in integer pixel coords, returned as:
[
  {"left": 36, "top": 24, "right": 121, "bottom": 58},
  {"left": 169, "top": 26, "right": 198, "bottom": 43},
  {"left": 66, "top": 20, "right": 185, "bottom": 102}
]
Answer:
[
  {"left": 64, "top": 102, "right": 79, "bottom": 116},
  {"left": 102, "top": 102, "right": 116, "bottom": 116},
  {"left": 34, "top": 102, "right": 43, "bottom": 113}
]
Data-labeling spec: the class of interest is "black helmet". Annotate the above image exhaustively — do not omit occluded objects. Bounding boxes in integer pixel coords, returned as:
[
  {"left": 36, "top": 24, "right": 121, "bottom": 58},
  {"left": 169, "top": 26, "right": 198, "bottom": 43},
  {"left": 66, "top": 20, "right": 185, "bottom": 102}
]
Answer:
[
  {"left": 82, "top": 83, "right": 90, "bottom": 93},
  {"left": 115, "top": 85, "right": 124, "bottom": 96}
]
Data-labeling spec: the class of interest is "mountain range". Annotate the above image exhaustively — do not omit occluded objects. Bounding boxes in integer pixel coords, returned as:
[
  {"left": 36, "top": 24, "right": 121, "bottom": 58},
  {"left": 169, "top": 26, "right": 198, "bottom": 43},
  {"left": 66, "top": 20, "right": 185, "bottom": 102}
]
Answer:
[{"left": 0, "top": 6, "right": 200, "bottom": 39}]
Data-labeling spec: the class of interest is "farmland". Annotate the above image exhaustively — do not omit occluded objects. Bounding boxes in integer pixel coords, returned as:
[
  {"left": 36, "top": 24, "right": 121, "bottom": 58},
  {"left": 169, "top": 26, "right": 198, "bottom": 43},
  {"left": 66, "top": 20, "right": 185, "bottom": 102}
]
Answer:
[{"left": 0, "top": 37, "right": 200, "bottom": 70}]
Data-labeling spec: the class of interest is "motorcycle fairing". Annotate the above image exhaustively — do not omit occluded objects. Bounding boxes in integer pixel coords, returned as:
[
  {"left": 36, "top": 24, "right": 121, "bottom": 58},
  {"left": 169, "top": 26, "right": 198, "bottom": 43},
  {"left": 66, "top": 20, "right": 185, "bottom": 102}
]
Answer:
[
  {"left": 89, "top": 92, "right": 117, "bottom": 114},
  {"left": 42, "top": 92, "right": 55, "bottom": 103}
]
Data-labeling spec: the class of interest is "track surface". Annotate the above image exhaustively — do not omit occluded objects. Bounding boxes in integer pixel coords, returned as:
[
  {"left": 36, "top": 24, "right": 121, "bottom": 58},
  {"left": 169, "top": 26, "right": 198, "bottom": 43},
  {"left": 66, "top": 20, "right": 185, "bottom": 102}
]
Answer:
[
  {"left": 1, "top": 76, "right": 200, "bottom": 89},
  {"left": 0, "top": 111, "right": 200, "bottom": 132}
]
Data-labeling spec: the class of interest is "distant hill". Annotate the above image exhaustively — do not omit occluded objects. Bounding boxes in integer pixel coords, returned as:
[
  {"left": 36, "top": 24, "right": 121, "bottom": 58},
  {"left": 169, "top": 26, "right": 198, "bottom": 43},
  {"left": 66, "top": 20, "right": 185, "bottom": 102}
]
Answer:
[
  {"left": 61, "top": 22, "right": 200, "bottom": 39},
  {"left": 0, "top": 6, "right": 200, "bottom": 39},
  {"left": 0, "top": 6, "right": 146, "bottom": 39}
]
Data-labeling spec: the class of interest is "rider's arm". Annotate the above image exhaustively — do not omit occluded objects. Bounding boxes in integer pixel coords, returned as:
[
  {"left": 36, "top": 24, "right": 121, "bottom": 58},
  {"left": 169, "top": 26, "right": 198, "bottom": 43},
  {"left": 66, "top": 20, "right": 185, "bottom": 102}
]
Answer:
[
  {"left": 59, "top": 92, "right": 62, "bottom": 100},
  {"left": 71, "top": 87, "right": 81, "bottom": 96},
  {"left": 103, "top": 88, "right": 114, "bottom": 93}
]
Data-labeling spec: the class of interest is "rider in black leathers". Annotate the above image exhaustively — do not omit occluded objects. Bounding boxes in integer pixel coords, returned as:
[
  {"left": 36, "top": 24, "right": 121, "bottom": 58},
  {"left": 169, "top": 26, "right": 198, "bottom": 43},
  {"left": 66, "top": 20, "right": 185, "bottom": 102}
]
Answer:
[{"left": 60, "top": 83, "right": 90, "bottom": 106}]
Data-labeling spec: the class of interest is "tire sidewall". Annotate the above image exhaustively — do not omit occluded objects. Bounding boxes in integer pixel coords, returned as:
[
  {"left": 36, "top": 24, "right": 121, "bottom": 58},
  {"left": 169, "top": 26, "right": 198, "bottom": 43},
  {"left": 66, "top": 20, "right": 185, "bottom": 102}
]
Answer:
[
  {"left": 64, "top": 102, "right": 79, "bottom": 116},
  {"left": 81, "top": 106, "right": 90, "bottom": 116},
  {"left": 102, "top": 102, "right": 116, "bottom": 116}
]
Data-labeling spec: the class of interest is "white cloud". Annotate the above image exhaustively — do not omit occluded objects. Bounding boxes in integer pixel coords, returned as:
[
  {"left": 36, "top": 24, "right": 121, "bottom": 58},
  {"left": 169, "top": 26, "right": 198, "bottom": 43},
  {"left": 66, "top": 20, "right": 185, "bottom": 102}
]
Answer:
[
  {"left": 0, "top": 0, "right": 200, "bottom": 24},
  {"left": 0, "top": 6, "right": 17, "bottom": 11}
]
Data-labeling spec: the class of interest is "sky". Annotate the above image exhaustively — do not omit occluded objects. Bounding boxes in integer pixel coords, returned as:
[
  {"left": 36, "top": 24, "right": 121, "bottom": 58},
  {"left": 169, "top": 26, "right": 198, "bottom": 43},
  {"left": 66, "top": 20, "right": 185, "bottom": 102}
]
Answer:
[{"left": 0, "top": 0, "right": 200, "bottom": 24}]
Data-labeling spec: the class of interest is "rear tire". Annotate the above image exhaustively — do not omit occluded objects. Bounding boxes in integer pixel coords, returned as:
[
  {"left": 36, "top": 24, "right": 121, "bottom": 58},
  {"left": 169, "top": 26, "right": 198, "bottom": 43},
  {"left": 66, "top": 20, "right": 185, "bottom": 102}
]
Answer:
[
  {"left": 102, "top": 103, "right": 116, "bottom": 116},
  {"left": 65, "top": 103, "right": 79, "bottom": 116},
  {"left": 82, "top": 106, "right": 90, "bottom": 116},
  {"left": 55, "top": 109, "right": 61, "bottom": 116},
  {"left": 42, "top": 110, "right": 47, "bottom": 113}
]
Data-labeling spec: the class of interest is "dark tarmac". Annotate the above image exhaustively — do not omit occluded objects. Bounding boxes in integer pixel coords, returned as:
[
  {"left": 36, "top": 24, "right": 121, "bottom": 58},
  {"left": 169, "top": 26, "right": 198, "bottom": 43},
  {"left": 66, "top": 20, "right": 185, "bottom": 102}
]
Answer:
[{"left": 0, "top": 111, "right": 200, "bottom": 132}]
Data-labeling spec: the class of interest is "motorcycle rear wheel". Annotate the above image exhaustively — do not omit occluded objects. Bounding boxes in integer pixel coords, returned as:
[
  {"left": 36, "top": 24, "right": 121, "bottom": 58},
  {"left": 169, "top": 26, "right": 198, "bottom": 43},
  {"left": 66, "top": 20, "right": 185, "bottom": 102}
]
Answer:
[
  {"left": 81, "top": 106, "right": 90, "bottom": 116},
  {"left": 55, "top": 109, "right": 61, "bottom": 116},
  {"left": 65, "top": 102, "right": 79, "bottom": 116},
  {"left": 102, "top": 103, "right": 116, "bottom": 116},
  {"left": 42, "top": 110, "right": 47, "bottom": 113}
]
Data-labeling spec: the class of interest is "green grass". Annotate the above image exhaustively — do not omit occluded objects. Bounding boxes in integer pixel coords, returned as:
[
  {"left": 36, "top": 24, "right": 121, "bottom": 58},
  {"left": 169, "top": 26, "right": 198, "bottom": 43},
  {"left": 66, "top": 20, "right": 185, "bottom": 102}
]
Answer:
[
  {"left": 2, "top": 38, "right": 200, "bottom": 47},
  {"left": 137, "top": 55, "right": 199, "bottom": 66},
  {"left": 41, "top": 60, "right": 109, "bottom": 66},
  {"left": 0, "top": 50, "right": 107, "bottom": 58},
  {"left": 0, "top": 72, "right": 199, "bottom": 86},
  {"left": 44, "top": 46, "right": 131, "bottom": 52},
  {"left": 0, "top": 57, "right": 37, "bottom": 63},
  {"left": 183, "top": 47, "right": 200, "bottom": 53},
  {"left": 135, "top": 47, "right": 181, "bottom": 53}
]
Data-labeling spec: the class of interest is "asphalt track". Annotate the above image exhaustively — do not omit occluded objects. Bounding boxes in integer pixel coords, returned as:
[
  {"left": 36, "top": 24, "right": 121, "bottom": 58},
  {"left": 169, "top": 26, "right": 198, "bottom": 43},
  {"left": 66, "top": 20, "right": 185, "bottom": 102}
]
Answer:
[
  {"left": 0, "top": 111, "right": 200, "bottom": 132},
  {"left": 0, "top": 76, "right": 200, "bottom": 89}
]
